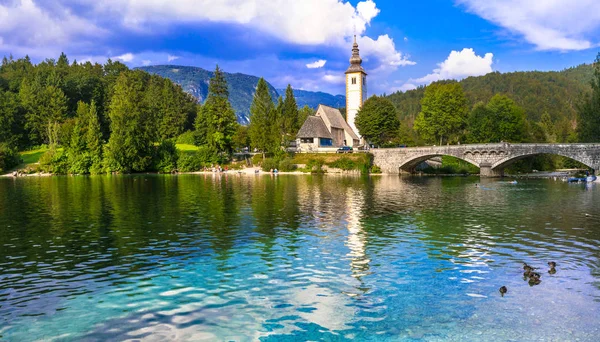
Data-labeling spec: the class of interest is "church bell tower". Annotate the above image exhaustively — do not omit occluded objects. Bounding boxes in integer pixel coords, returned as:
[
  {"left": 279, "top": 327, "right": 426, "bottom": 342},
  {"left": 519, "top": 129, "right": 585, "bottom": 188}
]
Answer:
[{"left": 345, "top": 35, "right": 367, "bottom": 141}]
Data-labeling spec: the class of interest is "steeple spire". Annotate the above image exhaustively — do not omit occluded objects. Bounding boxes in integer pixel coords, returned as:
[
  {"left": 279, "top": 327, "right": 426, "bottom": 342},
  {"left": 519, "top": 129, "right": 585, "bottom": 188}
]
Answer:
[{"left": 346, "top": 35, "right": 366, "bottom": 74}]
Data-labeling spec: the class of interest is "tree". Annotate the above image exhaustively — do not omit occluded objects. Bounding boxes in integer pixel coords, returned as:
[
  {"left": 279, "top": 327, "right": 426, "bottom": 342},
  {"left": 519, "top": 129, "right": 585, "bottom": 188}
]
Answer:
[
  {"left": 0, "top": 90, "right": 24, "bottom": 147},
  {"left": 280, "top": 85, "right": 299, "bottom": 143},
  {"left": 249, "top": 78, "right": 279, "bottom": 158},
  {"left": 355, "top": 95, "right": 400, "bottom": 146},
  {"left": 467, "top": 95, "right": 527, "bottom": 143},
  {"left": 104, "top": 71, "right": 154, "bottom": 172},
  {"left": 414, "top": 82, "right": 469, "bottom": 145},
  {"left": 577, "top": 52, "right": 600, "bottom": 142},
  {"left": 196, "top": 66, "right": 238, "bottom": 155},
  {"left": 298, "top": 105, "right": 313, "bottom": 127}
]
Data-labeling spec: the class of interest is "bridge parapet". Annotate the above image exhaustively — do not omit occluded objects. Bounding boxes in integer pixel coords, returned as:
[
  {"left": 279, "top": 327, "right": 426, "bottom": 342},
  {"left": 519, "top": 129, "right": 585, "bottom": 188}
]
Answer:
[{"left": 370, "top": 143, "right": 600, "bottom": 176}]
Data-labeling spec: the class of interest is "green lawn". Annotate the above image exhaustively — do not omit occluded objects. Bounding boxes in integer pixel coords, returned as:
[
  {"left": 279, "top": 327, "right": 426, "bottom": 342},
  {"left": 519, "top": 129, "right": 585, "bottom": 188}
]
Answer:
[
  {"left": 20, "top": 147, "right": 49, "bottom": 165},
  {"left": 176, "top": 144, "right": 199, "bottom": 152}
]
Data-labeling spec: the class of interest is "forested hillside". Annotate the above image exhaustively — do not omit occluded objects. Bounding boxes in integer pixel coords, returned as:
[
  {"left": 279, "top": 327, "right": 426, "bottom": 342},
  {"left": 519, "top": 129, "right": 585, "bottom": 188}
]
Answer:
[
  {"left": 387, "top": 64, "right": 594, "bottom": 123},
  {"left": 139, "top": 65, "right": 279, "bottom": 124}
]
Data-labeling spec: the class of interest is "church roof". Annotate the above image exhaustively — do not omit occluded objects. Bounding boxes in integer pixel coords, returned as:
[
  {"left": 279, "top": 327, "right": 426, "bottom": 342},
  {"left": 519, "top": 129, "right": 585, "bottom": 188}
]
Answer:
[
  {"left": 345, "top": 35, "right": 367, "bottom": 75},
  {"left": 317, "top": 105, "right": 360, "bottom": 141},
  {"left": 297, "top": 115, "right": 333, "bottom": 139}
]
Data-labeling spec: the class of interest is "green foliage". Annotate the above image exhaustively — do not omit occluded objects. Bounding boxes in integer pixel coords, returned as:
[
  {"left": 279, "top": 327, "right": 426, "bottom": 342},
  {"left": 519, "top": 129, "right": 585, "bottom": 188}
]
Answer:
[
  {"left": 153, "top": 140, "right": 178, "bottom": 173},
  {"left": 261, "top": 158, "right": 279, "bottom": 172},
  {"left": 577, "top": 53, "right": 600, "bottom": 142},
  {"left": 414, "top": 82, "right": 468, "bottom": 145},
  {"left": 467, "top": 95, "right": 527, "bottom": 143},
  {"left": 0, "top": 143, "right": 20, "bottom": 173},
  {"left": 278, "top": 158, "right": 296, "bottom": 172},
  {"left": 232, "top": 125, "right": 250, "bottom": 151},
  {"left": 196, "top": 66, "right": 238, "bottom": 155},
  {"left": 0, "top": 90, "right": 24, "bottom": 147},
  {"left": 104, "top": 71, "right": 154, "bottom": 173},
  {"left": 280, "top": 85, "right": 300, "bottom": 143},
  {"left": 305, "top": 158, "right": 325, "bottom": 173},
  {"left": 355, "top": 95, "right": 400, "bottom": 146},
  {"left": 176, "top": 130, "right": 197, "bottom": 145},
  {"left": 249, "top": 78, "right": 279, "bottom": 156},
  {"left": 328, "top": 156, "right": 356, "bottom": 170},
  {"left": 298, "top": 105, "right": 314, "bottom": 128},
  {"left": 39, "top": 148, "right": 68, "bottom": 174}
]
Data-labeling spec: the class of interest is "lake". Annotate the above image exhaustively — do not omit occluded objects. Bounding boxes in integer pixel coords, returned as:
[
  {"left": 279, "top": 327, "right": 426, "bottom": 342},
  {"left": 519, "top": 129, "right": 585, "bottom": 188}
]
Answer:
[{"left": 1, "top": 174, "right": 599, "bottom": 341}]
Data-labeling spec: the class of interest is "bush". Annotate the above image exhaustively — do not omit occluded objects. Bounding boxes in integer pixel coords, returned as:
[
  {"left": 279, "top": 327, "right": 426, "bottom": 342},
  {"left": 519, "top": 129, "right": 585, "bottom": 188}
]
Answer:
[
  {"left": 68, "top": 152, "right": 93, "bottom": 174},
  {"left": 251, "top": 154, "right": 263, "bottom": 166},
  {"left": 278, "top": 158, "right": 296, "bottom": 172},
  {"left": 261, "top": 158, "right": 278, "bottom": 172},
  {"left": 39, "top": 149, "right": 69, "bottom": 174},
  {"left": 153, "top": 140, "right": 178, "bottom": 173},
  {"left": 370, "top": 165, "right": 382, "bottom": 174},
  {"left": 0, "top": 144, "right": 20, "bottom": 173},
  {"left": 178, "top": 152, "right": 203, "bottom": 172},
  {"left": 328, "top": 156, "right": 356, "bottom": 170},
  {"left": 305, "top": 158, "right": 325, "bottom": 173},
  {"left": 176, "top": 131, "right": 197, "bottom": 145}
]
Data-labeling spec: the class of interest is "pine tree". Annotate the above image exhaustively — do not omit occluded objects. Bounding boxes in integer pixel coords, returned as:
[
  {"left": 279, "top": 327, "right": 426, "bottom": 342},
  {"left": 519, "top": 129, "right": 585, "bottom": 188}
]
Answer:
[
  {"left": 280, "top": 84, "right": 299, "bottom": 144},
  {"left": 196, "top": 65, "right": 238, "bottom": 155},
  {"left": 249, "top": 78, "right": 279, "bottom": 158}
]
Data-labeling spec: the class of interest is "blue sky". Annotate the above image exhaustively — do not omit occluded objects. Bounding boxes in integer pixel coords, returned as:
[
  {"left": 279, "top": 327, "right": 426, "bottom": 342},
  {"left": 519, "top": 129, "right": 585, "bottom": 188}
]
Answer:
[{"left": 1, "top": 0, "right": 599, "bottom": 96}]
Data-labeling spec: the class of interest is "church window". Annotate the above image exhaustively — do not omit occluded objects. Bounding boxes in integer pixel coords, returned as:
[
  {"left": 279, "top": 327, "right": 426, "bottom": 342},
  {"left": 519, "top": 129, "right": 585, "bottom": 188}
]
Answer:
[
  {"left": 351, "top": 77, "right": 356, "bottom": 84},
  {"left": 319, "top": 138, "right": 333, "bottom": 146}
]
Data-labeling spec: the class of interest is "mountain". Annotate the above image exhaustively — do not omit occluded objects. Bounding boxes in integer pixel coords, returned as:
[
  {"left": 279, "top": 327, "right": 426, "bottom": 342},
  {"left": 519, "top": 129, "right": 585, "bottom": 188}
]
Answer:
[
  {"left": 138, "top": 65, "right": 279, "bottom": 124},
  {"left": 278, "top": 89, "right": 346, "bottom": 109},
  {"left": 386, "top": 64, "right": 595, "bottom": 123}
]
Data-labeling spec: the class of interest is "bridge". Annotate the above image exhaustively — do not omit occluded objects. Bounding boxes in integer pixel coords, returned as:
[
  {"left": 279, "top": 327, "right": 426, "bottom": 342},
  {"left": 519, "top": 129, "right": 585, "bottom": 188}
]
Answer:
[{"left": 370, "top": 143, "right": 600, "bottom": 177}]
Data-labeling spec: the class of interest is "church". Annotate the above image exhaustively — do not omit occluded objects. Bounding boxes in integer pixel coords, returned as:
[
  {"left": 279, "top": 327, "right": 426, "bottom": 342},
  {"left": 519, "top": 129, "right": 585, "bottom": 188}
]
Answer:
[{"left": 296, "top": 36, "right": 366, "bottom": 152}]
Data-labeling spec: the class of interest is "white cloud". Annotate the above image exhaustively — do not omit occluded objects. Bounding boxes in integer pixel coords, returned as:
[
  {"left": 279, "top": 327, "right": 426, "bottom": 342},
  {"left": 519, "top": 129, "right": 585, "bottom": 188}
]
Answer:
[
  {"left": 0, "top": 0, "right": 104, "bottom": 52},
  {"left": 114, "top": 52, "right": 134, "bottom": 62},
  {"left": 358, "top": 35, "right": 415, "bottom": 70},
  {"left": 167, "top": 54, "right": 179, "bottom": 62},
  {"left": 83, "top": 0, "right": 412, "bottom": 71},
  {"left": 457, "top": 0, "right": 600, "bottom": 51},
  {"left": 414, "top": 48, "right": 493, "bottom": 84},
  {"left": 306, "top": 60, "right": 327, "bottom": 69},
  {"left": 142, "top": 59, "right": 151, "bottom": 66},
  {"left": 322, "top": 74, "right": 345, "bottom": 84}
]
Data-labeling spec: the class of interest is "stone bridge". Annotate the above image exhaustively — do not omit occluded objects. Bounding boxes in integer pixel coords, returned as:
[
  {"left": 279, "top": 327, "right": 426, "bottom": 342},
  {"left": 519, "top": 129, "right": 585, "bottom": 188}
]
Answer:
[{"left": 370, "top": 143, "right": 600, "bottom": 177}]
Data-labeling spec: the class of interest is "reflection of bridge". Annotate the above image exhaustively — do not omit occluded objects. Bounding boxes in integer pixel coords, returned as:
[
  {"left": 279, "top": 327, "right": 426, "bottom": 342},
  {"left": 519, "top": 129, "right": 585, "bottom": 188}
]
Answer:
[{"left": 371, "top": 143, "right": 600, "bottom": 177}]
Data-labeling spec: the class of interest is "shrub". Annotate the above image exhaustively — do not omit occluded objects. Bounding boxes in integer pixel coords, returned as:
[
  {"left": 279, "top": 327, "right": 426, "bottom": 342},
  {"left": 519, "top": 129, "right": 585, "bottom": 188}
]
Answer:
[
  {"left": 251, "top": 154, "right": 263, "bottom": 166},
  {"left": 178, "top": 152, "right": 203, "bottom": 172},
  {"left": 39, "top": 149, "right": 69, "bottom": 174},
  {"left": 176, "top": 131, "right": 197, "bottom": 145},
  {"left": 328, "top": 156, "right": 356, "bottom": 170},
  {"left": 68, "top": 152, "right": 93, "bottom": 174},
  {"left": 0, "top": 144, "right": 20, "bottom": 173},
  {"left": 261, "top": 158, "right": 278, "bottom": 172},
  {"left": 305, "top": 158, "right": 324, "bottom": 173},
  {"left": 370, "top": 165, "right": 382, "bottom": 174},
  {"left": 278, "top": 158, "right": 296, "bottom": 172},
  {"left": 153, "top": 140, "right": 178, "bottom": 173}
]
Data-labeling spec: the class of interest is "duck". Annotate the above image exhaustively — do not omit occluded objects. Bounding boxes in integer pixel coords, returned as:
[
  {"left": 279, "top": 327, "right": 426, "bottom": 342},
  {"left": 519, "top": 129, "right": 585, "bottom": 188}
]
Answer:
[
  {"left": 548, "top": 261, "right": 557, "bottom": 274},
  {"left": 528, "top": 272, "right": 541, "bottom": 286},
  {"left": 499, "top": 286, "right": 507, "bottom": 297},
  {"left": 523, "top": 263, "right": 535, "bottom": 277}
]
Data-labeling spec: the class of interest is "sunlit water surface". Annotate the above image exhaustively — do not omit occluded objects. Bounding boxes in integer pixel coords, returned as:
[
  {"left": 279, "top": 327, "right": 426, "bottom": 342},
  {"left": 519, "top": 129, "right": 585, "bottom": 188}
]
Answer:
[{"left": 1, "top": 175, "right": 600, "bottom": 341}]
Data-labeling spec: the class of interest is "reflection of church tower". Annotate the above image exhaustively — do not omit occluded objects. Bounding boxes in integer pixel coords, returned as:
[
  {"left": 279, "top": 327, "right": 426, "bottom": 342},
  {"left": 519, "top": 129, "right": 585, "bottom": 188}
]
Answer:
[{"left": 345, "top": 35, "right": 367, "bottom": 141}]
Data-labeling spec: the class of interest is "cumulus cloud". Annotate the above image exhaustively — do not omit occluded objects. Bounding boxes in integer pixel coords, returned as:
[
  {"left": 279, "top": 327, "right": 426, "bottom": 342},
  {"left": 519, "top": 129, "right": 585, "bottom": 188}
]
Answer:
[
  {"left": 0, "top": 0, "right": 103, "bottom": 52},
  {"left": 414, "top": 48, "right": 493, "bottom": 84},
  {"left": 457, "top": 0, "right": 600, "bottom": 51},
  {"left": 114, "top": 52, "right": 134, "bottom": 62},
  {"left": 306, "top": 60, "right": 327, "bottom": 69},
  {"left": 358, "top": 35, "right": 415, "bottom": 70}
]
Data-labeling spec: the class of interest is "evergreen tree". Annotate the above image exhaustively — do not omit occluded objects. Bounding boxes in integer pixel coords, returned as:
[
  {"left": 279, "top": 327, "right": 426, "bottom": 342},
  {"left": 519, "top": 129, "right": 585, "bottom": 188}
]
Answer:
[
  {"left": 196, "top": 66, "right": 238, "bottom": 155},
  {"left": 577, "top": 52, "right": 600, "bottom": 142},
  {"left": 249, "top": 78, "right": 279, "bottom": 158},
  {"left": 280, "top": 84, "right": 299, "bottom": 143},
  {"left": 0, "top": 90, "right": 24, "bottom": 147},
  {"left": 104, "top": 71, "right": 154, "bottom": 172},
  {"left": 414, "top": 82, "right": 468, "bottom": 145},
  {"left": 355, "top": 95, "right": 400, "bottom": 146},
  {"left": 298, "top": 105, "right": 314, "bottom": 126}
]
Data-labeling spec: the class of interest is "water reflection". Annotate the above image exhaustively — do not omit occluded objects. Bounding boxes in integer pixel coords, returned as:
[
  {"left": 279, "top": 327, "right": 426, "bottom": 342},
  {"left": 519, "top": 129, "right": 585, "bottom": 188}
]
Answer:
[{"left": 0, "top": 175, "right": 599, "bottom": 341}]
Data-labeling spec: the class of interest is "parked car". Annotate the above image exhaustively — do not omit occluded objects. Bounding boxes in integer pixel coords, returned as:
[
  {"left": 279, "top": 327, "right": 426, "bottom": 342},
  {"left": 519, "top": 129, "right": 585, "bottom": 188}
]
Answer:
[{"left": 337, "top": 146, "right": 353, "bottom": 153}]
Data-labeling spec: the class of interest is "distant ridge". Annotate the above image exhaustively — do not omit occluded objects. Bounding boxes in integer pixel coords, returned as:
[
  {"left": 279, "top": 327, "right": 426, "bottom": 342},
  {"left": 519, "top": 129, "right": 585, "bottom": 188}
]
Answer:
[
  {"left": 138, "top": 65, "right": 278, "bottom": 124},
  {"left": 138, "top": 65, "right": 347, "bottom": 124}
]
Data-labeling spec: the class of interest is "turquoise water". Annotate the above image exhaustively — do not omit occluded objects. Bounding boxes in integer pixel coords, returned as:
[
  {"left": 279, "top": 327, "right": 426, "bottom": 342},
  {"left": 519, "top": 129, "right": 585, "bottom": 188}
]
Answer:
[{"left": 1, "top": 175, "right": 599, "bottom": 341}]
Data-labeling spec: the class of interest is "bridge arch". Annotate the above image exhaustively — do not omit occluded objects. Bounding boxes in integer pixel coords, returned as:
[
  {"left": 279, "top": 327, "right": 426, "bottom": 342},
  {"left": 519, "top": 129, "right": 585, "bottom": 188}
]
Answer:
[
  {"left": 399, "top": 153, "right": 479, "bottom": 172},
  {"left": 492, "top": 152, "right": 595, "bottom": 171}
]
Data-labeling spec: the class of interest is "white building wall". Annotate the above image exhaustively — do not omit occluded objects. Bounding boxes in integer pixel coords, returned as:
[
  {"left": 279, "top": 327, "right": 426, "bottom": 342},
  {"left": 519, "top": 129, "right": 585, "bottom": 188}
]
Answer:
[{"left": 346, "top": 72, "right": 366, "bottom": 141}]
